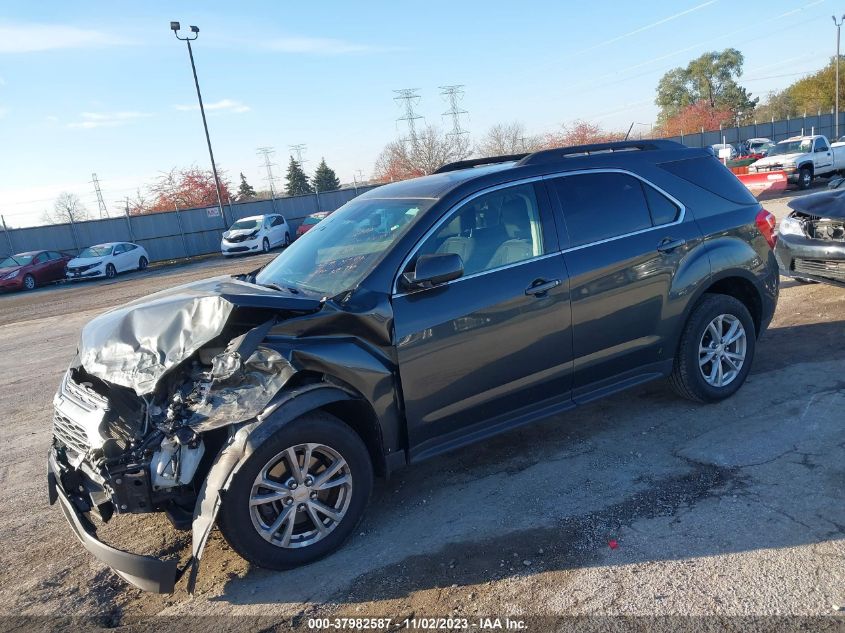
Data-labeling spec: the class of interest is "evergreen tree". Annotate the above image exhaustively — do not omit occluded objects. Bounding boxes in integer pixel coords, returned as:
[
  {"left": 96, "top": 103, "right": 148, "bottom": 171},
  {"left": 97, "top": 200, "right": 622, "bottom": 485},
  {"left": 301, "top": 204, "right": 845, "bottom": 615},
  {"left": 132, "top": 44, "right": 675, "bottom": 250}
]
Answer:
[
  {"left": 312, "top": 157, "right": 341, "bottom": 192},
  {"left": 285, "top": 156, "right": 313, "bottom": 196},
  {"left": 237, "top": 172, "right": 257, "bottom": 200}
]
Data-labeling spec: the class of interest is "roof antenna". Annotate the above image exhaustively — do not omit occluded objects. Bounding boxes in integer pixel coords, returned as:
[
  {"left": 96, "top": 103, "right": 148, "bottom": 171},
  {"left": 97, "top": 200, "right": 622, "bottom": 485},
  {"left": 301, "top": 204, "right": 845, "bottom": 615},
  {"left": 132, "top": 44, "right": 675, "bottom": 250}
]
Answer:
[{"left": 624, "top": 122, "right": 635, "bottom": 141}]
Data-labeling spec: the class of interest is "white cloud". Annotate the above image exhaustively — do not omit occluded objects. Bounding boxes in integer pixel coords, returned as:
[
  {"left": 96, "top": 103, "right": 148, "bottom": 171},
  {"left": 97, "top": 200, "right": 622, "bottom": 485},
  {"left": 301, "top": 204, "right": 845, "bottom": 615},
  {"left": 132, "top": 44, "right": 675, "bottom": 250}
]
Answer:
[
  {"left": 0, "top": 22, "right": 129, "bottom": 53},
  {"left": 174, "top": 98, "right": 250, "bottom": 113},
  {"left": 262, "top": 36, "right": 389, "bottom": 55},
  {"left": 67, "top": 111, "right": 152, "bottom": 129}
]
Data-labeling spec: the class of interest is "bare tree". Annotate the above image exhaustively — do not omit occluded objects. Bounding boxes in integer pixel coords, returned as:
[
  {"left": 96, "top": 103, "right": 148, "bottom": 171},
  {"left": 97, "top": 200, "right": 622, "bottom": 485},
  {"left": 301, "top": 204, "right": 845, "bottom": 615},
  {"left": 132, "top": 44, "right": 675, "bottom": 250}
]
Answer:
[
  {"left": 41, "top": 192, "right": 90, "bottom": 225},
  {"left": 477, "top": 121, "right": 541, "bottom": 156},
  {"left": 374, "top": 125, "right": 471, "bottom": 182}
]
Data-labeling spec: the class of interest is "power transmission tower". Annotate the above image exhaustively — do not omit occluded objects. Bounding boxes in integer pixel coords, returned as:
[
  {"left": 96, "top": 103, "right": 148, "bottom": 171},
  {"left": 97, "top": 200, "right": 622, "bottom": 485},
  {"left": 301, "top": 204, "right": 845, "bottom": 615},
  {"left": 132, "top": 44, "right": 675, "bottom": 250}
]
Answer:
[
  {"left": 90, "top": 173, "right": 109, "bottom": 218},
  {"left": 256, "top": 146, "right": 280, "bottom": 213},
  {"left": 288, "top": 144, "right": 308, "bottom": 166},
  {"left": 393, "top": 88, "right": 423, "bottom": 147},
  {"left": 439, "top": 85, "right": 469, "bottom": 139}
]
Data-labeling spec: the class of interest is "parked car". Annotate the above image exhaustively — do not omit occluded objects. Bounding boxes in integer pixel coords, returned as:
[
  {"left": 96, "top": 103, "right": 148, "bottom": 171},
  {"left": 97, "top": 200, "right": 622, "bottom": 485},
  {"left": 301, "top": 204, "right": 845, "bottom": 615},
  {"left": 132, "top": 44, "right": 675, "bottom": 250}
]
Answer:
[
  {"left": 744, "top": 137, "right": 775, "bottom": 157},
  {"left": 775, "top": 185, "right": 845, "bottom": 286},
  {"left": 295, "top": 211, "right": 332, "bottom": 238},
  {"left": 748, "top": 135, "right": 845, "bottom": 189},
  {"left": 66, "top": 242, "right": 149, "bottom": 280},
  {"left": 48, "top": 139, "right": 779, "bottom": 593},
  {"left": 221, "top": 214, "right": 290, "bottom": 256},
  {"left": 0, "top": 250, "right": 73, "bottom": 291},
  {"left": 710, "top": 143, "right": 737, "bottom": 160}
]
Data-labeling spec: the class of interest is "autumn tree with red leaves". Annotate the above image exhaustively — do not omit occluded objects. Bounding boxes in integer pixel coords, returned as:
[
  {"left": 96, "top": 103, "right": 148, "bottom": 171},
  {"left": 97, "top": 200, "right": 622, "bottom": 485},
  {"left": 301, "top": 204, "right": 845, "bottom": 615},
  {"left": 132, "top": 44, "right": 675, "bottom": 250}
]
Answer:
[
  {"left": 656, "top": 101, "right": 735, "bottom": 137},
  {"left": 139, "top": 166, "right": 232, "bottom": 214},
  {"left": 542, "top": 120, "right": 624, "bottom": 148}
]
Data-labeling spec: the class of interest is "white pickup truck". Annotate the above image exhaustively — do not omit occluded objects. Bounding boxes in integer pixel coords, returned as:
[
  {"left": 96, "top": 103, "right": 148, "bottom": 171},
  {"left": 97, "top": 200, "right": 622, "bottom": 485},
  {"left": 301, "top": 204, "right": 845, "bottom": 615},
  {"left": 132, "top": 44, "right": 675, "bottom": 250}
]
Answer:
[{"left": 748, "top": 134, "right": 845, "bottom": 189}]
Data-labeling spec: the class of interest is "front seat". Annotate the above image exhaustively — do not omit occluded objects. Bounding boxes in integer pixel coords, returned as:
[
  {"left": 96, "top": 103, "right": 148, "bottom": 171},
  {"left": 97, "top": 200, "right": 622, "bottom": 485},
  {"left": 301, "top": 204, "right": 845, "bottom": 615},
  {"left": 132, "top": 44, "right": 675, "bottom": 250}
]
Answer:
[
  {"left": 486, "top": 198, "right": 534, "bottom": 269},
  {"left": 436, "top": 214, "right": 475, "bottom": 264}
]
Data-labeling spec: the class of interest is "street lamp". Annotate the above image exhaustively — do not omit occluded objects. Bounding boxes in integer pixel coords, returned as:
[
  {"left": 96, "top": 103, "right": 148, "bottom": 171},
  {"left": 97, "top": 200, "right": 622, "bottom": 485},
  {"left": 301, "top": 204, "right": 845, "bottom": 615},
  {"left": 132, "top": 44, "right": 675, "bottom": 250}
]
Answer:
[
  {"left": 833, "top": 15, "right": 845, "bottom": 139},
  {"left": 170, "top": 21, "right": 225, "bottom": 219}
]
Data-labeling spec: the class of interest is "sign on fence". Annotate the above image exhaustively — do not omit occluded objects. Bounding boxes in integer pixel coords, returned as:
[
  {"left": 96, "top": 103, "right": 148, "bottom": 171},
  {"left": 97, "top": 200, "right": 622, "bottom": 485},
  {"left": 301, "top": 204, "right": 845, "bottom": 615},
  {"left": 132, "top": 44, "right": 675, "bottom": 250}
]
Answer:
[{"left": 206, "top": 207, "right": 220, "bottom": 218}]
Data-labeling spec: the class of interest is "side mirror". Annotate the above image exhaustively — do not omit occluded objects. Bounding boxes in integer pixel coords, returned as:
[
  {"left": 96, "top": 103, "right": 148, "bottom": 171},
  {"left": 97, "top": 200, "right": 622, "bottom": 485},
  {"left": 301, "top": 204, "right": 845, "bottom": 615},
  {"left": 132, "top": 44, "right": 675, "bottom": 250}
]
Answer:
[{"left": 402, "top": 253, "right": 463, "bottom": 290}]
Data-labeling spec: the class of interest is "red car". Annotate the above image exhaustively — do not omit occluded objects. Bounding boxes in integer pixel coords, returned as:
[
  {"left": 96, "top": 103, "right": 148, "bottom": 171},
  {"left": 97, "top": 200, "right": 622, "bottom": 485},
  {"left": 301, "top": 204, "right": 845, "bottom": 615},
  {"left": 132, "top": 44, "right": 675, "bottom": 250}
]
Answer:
[
  {"left": 296, "top": 211, "right": 332, "bottom": 238},
  {"left": 0, "top": 250, "right": 73, "bottom": 292}
]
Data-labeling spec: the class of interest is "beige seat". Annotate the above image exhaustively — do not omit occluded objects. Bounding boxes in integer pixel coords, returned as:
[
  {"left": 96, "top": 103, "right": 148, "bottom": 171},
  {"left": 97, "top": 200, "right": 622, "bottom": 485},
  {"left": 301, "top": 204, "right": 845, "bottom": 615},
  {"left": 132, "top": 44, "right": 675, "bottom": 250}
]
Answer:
[
  {"left": 436, "top": 214, "right": 475, "bottom": 265},
  {"left": 486, "top": 199, "right": 533, "bottom": 269}
]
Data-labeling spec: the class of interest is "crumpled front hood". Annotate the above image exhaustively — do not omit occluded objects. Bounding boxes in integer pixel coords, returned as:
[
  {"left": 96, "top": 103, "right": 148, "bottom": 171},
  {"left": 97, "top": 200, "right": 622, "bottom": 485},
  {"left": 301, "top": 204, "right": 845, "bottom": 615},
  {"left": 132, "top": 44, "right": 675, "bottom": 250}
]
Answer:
[
  {"left": 68, "top": 257, "right": 105, "bottom": 267},
  {"left": 76, "top": 275, "right": 322, "bottom": 395},
  {"left": 788, "top": 188, "right": 845, "bottom": 219}
]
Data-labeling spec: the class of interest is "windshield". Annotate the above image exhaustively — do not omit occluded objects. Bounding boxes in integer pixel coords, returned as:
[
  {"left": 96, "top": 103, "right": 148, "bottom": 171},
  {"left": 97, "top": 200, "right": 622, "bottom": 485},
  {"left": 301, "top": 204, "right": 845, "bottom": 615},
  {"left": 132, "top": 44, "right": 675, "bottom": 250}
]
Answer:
[
  {"left": 78, "top": 246, "right": 112, "bottom": 258},
  {"left": 768, "top": 140, "right": 812, "bottom": 156},
  {"left": 0, "top": 255, "right": 31, "bottom": 267},
  {"left": 231, "top": 219, "right": 260, "bottom": 231},
  {"left": 256, "top": 197, "right": 433, "bottom": 296}
]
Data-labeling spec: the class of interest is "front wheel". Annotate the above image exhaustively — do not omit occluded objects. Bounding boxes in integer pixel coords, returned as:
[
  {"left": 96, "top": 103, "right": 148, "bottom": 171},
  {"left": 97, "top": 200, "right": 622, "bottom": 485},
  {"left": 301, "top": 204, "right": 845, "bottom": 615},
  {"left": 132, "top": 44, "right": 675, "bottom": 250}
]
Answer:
[
  {"left": 669, "top": 293, "right": 756, "bottom": 403},
  {"left": 217, "top": 412, "right": 373, "bottom": 570},
  {"left": 262, "top": 237, "right": 270, "bottom": 253},
  {"left": 138, "top": 256, "right": 148, "bottom": 271},
  {"left": 798, "top": 166, "right": 813, "bottom": 190},
  {"left": 105, "top": 263, "right": 116, "bottom": 279},
  {"left": 23, "top": 274, "right": 36, "bottom": 291},
  {"left": 284, "top": 232, "right": 291, "bottom": 247}
]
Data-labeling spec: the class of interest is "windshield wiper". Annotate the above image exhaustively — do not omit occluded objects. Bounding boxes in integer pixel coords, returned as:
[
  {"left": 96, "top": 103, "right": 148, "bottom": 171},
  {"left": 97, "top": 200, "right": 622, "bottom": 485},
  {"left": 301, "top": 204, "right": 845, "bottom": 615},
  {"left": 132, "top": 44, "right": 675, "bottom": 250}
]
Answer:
[{"left": 260, "top": 282, "right": 300, "bottom": 294}]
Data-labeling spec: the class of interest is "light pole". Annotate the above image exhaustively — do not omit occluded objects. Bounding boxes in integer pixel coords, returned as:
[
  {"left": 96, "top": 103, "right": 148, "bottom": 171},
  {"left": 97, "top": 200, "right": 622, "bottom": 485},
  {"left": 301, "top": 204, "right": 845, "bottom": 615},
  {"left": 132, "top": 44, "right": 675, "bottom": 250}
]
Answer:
[
  {"left": 834, "top": 15, "right": 845, "bottom": 139},
  {"left": 170, "top": 21, "right": 224, "bottom": 219}
]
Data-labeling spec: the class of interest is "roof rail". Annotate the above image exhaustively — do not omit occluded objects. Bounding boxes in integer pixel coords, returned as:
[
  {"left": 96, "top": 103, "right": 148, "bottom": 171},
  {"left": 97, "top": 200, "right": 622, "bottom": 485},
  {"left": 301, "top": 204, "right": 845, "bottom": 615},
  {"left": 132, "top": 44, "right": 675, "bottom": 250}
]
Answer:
[
  {"left": 433, "top": 153, "right": 529, "bottom": 174},
  {"left": 516, "top": 139, "right": 685, "bottom": 167}
]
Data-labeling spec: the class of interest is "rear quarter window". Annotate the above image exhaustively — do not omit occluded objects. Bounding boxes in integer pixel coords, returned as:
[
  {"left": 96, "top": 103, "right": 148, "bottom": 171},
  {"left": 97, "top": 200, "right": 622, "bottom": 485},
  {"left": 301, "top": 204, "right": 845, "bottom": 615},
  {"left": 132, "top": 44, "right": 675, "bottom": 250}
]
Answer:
[{"left": 659, "top": 155, "right": 757, "bottom": 205}]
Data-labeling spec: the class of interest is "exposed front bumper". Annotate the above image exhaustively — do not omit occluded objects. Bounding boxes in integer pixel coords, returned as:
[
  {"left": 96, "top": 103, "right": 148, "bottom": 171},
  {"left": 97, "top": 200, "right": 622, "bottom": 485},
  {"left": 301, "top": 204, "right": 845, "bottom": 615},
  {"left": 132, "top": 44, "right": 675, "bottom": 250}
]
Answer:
[
  {"left": 66, "top": 267, "right": 105, "bottom": 280},
  {"left": 775, "top": 232, "right": 845, "bottom": 288},
  {"left": 221, "top": 237, "right": 261, "bottom": 255},
  {"left": 47, "top": 449, "right": 180, "bottom": 593},
  {"left": 0, "top": 276, "right": 24, "bottom": 291}
]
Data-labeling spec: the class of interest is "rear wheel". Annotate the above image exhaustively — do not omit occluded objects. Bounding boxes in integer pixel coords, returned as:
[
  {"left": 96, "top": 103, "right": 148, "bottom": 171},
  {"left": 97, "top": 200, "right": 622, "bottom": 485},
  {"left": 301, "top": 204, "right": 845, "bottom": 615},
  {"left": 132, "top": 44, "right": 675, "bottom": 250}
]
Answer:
[
  {"left": 798, "top": 166, "right": 813, "bottom": 190},
  {"left": 138, "top": 256, "right": 148, "bottom": 271},
  {"left": 217, "top": 412, "right": 373, "bottom": 570},
  {"left": 23, "top": 274, "right": 36, "bottom": 291},
  {"left": 105, "top": 263, "right": 116, "bottom": 279},
  {"left": 669, "top": 294, "right": 756, "bottom": 403}
]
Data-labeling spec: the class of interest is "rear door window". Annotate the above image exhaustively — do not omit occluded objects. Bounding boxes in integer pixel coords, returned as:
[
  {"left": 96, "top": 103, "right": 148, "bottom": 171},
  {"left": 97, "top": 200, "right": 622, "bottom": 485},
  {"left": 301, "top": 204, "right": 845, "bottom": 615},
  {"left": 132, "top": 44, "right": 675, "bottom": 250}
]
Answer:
[{"left": 548, "top": 172, "right": 653, "bottom": 247}]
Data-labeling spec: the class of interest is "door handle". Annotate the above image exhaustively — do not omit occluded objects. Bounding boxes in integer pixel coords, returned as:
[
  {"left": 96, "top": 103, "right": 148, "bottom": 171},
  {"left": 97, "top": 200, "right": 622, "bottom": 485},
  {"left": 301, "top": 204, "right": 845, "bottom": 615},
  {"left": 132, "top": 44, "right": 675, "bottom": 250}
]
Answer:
[
  {"left": 525, "top": 279, "right": 561, "bottom": 296},
  {"left": 657, "top": 237, "right": 687, "bottom": 253}
]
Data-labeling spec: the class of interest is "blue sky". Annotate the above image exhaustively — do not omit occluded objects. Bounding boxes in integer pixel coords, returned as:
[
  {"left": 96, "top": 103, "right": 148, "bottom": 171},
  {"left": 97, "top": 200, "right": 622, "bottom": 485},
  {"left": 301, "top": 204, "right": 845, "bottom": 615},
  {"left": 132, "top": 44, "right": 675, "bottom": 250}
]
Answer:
[{"left": 0, "top": 0, "right": 834, "bottom": 226}]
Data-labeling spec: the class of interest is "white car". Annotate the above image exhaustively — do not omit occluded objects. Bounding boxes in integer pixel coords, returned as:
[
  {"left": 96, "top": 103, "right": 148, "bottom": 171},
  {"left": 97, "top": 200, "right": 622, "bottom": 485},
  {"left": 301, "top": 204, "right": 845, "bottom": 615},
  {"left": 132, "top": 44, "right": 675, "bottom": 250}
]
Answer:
[
  {"left": 221, "top": 214, "right": 291, "bottom": 256},
  {"left": 749, "top": 134, "right": 845, "bottom": 189},
  {"left": 66, "top": 242, "right": 150, "bottom": 280}
]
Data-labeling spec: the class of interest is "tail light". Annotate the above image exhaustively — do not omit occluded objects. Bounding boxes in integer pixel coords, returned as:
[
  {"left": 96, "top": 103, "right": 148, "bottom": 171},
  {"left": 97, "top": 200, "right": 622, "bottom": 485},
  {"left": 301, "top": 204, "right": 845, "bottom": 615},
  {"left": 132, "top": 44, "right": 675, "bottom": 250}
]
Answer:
[{"left": 756, "top": 208, "right": 777, "bottom": 249}]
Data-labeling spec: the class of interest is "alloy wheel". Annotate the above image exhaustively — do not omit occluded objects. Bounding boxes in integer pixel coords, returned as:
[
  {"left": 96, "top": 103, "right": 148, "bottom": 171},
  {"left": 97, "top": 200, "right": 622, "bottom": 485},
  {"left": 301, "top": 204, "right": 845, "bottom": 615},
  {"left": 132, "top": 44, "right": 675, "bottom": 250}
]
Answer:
[
  {"left": 249, "top": 443, "right": 353, "bottom": 549},
  {"left": 698, "top": 313, "right": 747, "bottom": 388}
]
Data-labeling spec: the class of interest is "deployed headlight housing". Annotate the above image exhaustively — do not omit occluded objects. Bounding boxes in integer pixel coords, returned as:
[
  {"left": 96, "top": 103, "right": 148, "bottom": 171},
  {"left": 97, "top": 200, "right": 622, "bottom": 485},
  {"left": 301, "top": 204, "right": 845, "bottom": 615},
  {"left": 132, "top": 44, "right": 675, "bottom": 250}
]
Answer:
[{"left": 778, "top": 215, "right": 805, "bottom": 237}]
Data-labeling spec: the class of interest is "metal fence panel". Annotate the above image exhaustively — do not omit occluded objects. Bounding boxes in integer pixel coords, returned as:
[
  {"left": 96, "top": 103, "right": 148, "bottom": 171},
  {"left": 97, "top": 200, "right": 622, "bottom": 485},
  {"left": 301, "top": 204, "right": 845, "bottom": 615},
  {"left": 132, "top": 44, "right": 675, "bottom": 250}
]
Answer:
[{"left": 1, "top": 184, "right": 381, "bottom": 261}]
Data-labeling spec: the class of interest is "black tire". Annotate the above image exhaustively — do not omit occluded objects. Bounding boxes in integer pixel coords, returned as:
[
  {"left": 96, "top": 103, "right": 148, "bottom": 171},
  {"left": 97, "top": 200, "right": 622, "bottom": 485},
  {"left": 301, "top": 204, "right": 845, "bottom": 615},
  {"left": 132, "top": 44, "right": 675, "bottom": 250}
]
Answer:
[
  {"left": 22, "top": 274, "right": 36, "bottom": 291},
  {"left": 105, "top": 263, "right": 116, "bottom": 279},
  {"left": 262, "top": 237, "right": 270, "bottom": 253},
  {"left": 284, "top": 232, "right": 291, "bottom": 247},
  {"left": 138, "top": 256, "right": 148, "bottom": 271},
  {"left": 669, "top": 293, "right": 756, "bottom": 403},
  {"left": 217, "top": 411, "right": 373, "bottom": 570},
  {"left": 798, "top": 166, "right": 813, "bottom": 190}
]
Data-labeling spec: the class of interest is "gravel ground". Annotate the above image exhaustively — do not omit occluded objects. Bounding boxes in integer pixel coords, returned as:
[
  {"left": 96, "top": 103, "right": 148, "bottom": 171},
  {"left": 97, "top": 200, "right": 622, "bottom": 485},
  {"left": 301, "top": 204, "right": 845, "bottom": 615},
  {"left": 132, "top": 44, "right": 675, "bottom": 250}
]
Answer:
[{"left": 0, "top": 206, "right": 843, "bottom": 631}]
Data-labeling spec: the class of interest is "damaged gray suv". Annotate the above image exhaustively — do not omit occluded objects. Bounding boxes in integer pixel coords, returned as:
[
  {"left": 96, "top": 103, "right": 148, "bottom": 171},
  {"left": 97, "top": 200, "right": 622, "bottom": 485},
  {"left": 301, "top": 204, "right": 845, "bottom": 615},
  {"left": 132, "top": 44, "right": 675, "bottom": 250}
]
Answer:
[{"left": 48, "top": 140, "right": 779, "bottom": 593}]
